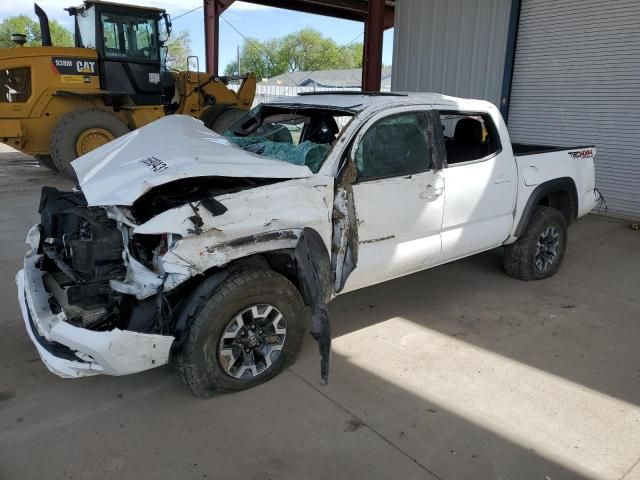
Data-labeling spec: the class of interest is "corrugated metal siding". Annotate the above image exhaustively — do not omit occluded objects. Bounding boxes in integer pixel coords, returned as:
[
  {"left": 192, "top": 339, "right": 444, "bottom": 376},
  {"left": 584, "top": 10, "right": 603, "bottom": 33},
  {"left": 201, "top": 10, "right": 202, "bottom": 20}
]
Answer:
[
  {"left": 509, "top": 0, "right": 640, "bottom": 219},
  {"left": 392, "top": 0, "right": 512, "bottom": 107}
]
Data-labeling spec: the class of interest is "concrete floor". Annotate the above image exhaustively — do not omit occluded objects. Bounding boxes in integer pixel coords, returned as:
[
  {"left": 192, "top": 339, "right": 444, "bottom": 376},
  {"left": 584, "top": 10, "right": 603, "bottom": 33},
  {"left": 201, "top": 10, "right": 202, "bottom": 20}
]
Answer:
[{"left": 1, "top": 147, "right": 639, "bottom": 480}]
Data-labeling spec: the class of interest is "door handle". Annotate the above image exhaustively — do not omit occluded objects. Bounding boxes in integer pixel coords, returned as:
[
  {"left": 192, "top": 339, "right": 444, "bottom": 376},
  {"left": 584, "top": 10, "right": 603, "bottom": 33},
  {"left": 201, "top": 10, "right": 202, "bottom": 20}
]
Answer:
[
  {"left": 420, "top": 181, "right": 444, "bottom": 200},
  {"left": 494, "top": 175, "right": 512, "bottom": 184}
]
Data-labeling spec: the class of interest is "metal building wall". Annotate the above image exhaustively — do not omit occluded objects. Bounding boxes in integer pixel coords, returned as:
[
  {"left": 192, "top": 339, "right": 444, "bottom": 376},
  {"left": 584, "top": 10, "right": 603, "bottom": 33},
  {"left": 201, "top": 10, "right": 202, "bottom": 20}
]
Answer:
[
  {"left": 391, "top": 0, "right": 512, "bottom": 107},
  {"left": 508, "top": 0, "right": 640, "bottom": 220}
]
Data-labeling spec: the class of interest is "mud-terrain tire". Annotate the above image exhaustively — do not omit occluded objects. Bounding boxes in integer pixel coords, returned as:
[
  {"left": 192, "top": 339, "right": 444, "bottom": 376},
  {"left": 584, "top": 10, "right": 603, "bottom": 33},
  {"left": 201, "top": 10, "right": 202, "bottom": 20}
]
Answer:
[
  {"left": 34, "top": 154, "right": 58, "bottom": 171},
  {"left": 504, "top": 206, "right": 568, "bottom": 281},
  {"left": 50, "top": 109, "right": 130, "bottom": 179},
  {"left": 178, "top": 269, "right": 307, "bottom": 398}
]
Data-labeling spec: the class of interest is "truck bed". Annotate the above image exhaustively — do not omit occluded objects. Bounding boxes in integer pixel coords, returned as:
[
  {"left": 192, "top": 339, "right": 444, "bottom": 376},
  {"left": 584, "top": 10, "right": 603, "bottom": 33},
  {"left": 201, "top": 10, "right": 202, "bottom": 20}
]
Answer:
[{"left": 512, "top": 143, "right": 594, "bottom": 156}]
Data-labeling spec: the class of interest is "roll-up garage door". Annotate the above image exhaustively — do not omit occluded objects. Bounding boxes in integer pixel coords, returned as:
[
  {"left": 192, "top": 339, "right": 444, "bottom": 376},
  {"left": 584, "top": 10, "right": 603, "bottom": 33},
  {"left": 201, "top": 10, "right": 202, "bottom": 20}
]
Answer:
[{"left": 508, "top": 0, "right": 640, "bottom": 219}]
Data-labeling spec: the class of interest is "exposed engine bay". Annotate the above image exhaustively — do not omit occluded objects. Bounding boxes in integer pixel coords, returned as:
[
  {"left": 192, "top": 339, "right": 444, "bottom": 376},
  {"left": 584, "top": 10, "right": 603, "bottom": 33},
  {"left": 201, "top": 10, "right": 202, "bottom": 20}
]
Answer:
[
  {"left": 38, "top": 187, "right": 125, "bottom": 329},
  {"left": 36, "top": 187, "right": 178, "bottom": 335}
]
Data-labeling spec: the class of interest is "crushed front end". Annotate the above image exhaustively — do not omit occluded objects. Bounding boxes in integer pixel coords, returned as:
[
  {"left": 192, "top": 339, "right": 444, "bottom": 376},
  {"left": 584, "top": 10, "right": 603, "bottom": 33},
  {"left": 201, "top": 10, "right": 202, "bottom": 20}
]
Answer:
[{"left": 15, "top": 187, "right": 174, "bottom": 378}]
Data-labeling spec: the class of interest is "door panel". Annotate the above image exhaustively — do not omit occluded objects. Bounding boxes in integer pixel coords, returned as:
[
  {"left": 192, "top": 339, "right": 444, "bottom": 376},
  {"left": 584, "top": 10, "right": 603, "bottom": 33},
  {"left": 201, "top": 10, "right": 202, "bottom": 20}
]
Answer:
[
  {"left": 339, "top": 109, "right": 445, "bottom": 293},
  {"left": 438, "top": 111, "right": 517, "bottom": 261},
  {"left": 441, "top": 154, "right": 516, "bottom": 260},
  {"left": 341, "top": 171, "right": 445, "bottom": 292}
]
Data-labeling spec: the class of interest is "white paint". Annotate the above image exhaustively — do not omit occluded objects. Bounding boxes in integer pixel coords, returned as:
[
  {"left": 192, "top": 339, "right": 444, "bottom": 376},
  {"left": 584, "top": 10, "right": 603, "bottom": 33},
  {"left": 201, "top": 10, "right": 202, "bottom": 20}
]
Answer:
[
  {"left": 71, "top": 115, "right": 313, "bottom": 207},
  {"left": 154, "top": 176, "right": 335, "bottom": 280},
  {"left": 16, "top": 254, "right": 174, "bottom": 378},
  {"left": 340, "top": 105, "right": 446, "bottom": 292},
  {"left": 507, "top": 147, "right": 598, "bottom": 243},
  {"left": 439, "top": 105, "right": 518, "bottom": 260}
]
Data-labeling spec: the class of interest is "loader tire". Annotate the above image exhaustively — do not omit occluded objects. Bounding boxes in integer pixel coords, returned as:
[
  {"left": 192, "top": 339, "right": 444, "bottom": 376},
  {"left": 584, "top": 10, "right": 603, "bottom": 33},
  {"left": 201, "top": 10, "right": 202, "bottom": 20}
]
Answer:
[
  {"left": 50, "top": 109, "right": 130, "bottom": 179},
  {"left": 34, "top": 154, "right": 58, "bottom": 172},
  {"left": 503, "top": 206, "right": 568, "bottom": 281},
  {"left": 177, "top": 268, "right": 306, "bottom": 398},
  {"left": 201, "top": 105, "right": 245, "bottom": 134}
]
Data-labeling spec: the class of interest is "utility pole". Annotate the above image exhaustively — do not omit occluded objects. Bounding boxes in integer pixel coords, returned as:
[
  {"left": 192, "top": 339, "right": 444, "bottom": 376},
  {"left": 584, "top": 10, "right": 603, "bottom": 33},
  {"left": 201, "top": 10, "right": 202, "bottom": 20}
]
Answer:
[{"left": 237, "top": 45, "right": 241, "bottom": 76}]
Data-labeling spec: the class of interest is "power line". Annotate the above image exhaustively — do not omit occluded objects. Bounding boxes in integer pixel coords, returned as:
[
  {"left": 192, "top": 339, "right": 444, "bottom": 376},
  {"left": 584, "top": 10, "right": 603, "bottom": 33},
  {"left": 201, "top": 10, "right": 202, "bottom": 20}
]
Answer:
[
  {"left": 219, "top": 15, "right": 301, "bottom": 88},
  {"left": 172, "top": 5, "right": 204, "bottom": 22}
]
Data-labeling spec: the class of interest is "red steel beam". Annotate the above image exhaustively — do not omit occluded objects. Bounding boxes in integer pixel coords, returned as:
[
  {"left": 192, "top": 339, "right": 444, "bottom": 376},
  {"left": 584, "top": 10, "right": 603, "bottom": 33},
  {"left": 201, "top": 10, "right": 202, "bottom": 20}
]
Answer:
[
  {"left": 240, "top": 0, "right": 394, "bottom": 28},
  {"left": 203, "top": 0, "right": 219, "bottom": 75},
  {"left": 204, "top": 0, "right": 236, "bottom": 75},
  {"left": 204, "top": 0, "right": 393, "bottom": 80},
  {"left": 362, "top": 0, "right": 384, "bottom": 91}
]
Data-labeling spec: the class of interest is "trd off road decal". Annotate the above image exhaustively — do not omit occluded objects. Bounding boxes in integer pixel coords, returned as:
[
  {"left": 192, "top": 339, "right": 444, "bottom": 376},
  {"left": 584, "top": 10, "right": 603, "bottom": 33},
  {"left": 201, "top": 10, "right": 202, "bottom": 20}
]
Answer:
[
  {"left": 51, "top": 57, "right": 98, "bottom": 75},
  {"left": 568, "top": 149, "right": 593, "bottom": 159}
]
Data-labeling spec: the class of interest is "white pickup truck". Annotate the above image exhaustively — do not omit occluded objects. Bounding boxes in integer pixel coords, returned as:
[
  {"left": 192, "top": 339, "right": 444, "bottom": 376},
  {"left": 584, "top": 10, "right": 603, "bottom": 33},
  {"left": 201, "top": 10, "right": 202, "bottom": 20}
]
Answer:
[{"left": 16, "top": 92, "right": 599, "bottom": 397}]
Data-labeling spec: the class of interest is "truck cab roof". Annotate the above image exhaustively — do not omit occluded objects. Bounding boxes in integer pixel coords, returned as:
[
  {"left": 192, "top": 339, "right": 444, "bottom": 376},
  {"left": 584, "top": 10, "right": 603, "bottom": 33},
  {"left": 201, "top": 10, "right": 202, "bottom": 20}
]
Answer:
[{"left": 264, "top": 92, "right": 499, "bottom": 113}]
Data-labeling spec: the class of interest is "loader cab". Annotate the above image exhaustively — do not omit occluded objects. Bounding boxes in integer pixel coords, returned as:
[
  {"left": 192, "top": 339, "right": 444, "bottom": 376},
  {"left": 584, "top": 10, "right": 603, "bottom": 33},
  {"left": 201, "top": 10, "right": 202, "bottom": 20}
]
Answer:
[{"left": 67, "top": 1, "right": 172, "bottom": 105}]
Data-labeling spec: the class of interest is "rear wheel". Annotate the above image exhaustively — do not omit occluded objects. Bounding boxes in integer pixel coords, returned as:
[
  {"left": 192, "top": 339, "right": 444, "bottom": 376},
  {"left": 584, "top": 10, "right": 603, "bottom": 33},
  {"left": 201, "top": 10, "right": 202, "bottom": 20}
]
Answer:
[
  {"left": 200, "top": 105, "right": 245, "bottom": 134},
  {"left": 177, "top": 269, "right": 307, "bottom": 398},
  {"left": 504, "top": 206, "right": 568, "bottom": 280},
  {"left": 50, "top": 109, "right": 130, "bottom": 178}
]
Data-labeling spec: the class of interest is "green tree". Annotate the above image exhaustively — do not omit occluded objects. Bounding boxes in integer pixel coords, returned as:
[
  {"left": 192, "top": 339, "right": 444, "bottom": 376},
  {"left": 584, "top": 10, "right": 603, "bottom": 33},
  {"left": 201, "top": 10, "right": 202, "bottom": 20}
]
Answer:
[
  {"left": 164, "top": 30, "right": 192, "bottom": 70},
  {"left": 224, "top": 29, "right": 364, "bottom": 79},
  {"left": 342, "top": 43, "right": 363, "bottom": 68},
  {"left": 0, "top": 15, "right": 73, "bottom": 48},
  {"left": 224, "top": 37, "right": 287, "bottom": 79},
  {"left": 279, "top": 29, "right": 331, "bottom": 72}
]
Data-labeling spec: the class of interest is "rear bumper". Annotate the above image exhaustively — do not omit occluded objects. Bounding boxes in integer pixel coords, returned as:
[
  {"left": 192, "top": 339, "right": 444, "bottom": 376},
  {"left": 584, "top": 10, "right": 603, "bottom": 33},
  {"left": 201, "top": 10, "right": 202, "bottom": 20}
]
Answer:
[
  {"left": 16, "top": 252, "right": 175, "bottom": 378},
  {"left": 579, "top": 188, "right": 601, "bottom": 218}
]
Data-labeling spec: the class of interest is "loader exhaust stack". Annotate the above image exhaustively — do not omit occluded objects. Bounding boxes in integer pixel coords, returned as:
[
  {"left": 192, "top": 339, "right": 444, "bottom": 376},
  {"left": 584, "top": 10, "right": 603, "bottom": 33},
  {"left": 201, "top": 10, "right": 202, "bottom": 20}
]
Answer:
[{"left": 34, "top": 3, "right": 52, "bottom": 46}]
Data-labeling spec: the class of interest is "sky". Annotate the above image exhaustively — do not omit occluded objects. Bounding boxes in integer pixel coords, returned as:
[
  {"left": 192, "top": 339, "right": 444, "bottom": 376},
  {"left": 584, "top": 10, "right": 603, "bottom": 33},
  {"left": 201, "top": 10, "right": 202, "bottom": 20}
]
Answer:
[{"left": 1, "top": 1, "right": 394, "bottom": 75}]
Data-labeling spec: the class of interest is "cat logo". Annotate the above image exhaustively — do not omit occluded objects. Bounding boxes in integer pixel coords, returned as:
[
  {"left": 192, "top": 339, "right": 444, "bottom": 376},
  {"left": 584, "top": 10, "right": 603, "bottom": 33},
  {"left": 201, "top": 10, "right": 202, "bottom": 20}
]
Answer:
[
  {"left": 76, "top": 60, "right": 96, "bottom": 74},
  {"left": 52, "top": 57, "right": 98, "bottom": 76}
]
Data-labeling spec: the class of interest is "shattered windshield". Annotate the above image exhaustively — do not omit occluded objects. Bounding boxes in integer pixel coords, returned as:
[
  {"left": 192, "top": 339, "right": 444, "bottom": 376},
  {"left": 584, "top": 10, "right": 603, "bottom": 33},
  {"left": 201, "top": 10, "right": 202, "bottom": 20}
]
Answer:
[{"left": 224, "top": 105, "right": 354, "bottom": 173}]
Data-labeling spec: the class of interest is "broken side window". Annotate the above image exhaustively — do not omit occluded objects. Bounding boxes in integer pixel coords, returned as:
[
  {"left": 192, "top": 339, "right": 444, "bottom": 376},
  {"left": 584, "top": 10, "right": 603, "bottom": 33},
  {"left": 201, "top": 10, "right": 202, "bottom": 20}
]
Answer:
[
  {"left": 439, "top": 111, "right": 502, "bottom": 165},
  {"left": 225, "top": 105, "right": 354, "bottom": 173},
  {"left": 355, "top": 111, "right": 433, "bottom": 181}
]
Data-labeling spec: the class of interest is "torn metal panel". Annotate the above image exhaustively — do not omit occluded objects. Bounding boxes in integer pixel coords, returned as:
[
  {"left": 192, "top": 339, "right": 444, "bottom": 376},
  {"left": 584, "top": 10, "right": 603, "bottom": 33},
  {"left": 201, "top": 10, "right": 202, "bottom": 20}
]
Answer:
[
  {"left": 331, "top": 146, "right": 359, "bottom": 294},
  {"left": 110, "top": 222, "right": 189, "bottom": 299},
  {"left": 16, "top": 256, "right": 174, "bottom": 378},
  {"left": 135, "top": 177, "right": 335, "bottom": 282},
  {"left": 72, "top": 115, "right": 313, "bottom": 207},
  {"left": 294, "top": 228, "right": 332, "bottom": 383}
]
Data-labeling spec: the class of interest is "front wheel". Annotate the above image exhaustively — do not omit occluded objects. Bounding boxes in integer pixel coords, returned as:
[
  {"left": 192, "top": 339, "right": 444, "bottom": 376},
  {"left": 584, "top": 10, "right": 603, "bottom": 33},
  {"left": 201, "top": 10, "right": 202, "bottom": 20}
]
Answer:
[
  {"left": 177, "top": 269, "right": 307, "bottom": 398},
  {"left": 504, "top": 206, "right": 568, "bottom": 280},
  {"left": 50, "top": 109, "right": 130, "bottom": 178}
]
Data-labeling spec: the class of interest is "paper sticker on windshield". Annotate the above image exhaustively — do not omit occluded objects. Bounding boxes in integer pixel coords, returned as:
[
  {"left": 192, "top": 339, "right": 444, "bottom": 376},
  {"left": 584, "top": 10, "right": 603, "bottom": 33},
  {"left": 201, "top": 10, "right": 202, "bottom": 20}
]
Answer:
[
  {"left": 140, "top": 156, "right": 168, "bottom": 173},
  {"left": 568, "top": 149, "right": 593, "bottom": 159}
]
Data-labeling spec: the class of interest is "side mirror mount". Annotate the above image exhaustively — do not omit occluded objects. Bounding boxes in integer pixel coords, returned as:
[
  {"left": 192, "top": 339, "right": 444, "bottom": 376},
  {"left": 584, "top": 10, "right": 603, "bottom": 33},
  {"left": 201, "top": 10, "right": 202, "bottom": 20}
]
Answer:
[
  {"left": 160, "top": 13, "right": 172, "bottom": 44},
  {"left": 160, "top": 45, "right": 169, "bottom": 71},
  {"left": 186, "top": 55, "right": 199, "bottom": 83}
]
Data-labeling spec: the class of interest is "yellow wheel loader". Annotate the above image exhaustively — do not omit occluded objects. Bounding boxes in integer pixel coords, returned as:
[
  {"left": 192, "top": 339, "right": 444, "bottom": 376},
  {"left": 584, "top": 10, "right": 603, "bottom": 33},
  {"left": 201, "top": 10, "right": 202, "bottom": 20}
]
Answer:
[{"left": 0, "top": 2, "right": 256, "bottom": 177}]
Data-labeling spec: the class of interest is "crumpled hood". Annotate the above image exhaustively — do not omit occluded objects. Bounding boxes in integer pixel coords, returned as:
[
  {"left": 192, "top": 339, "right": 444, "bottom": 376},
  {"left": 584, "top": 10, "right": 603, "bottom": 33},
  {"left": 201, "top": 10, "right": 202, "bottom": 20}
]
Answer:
[{"left": 72, "top": 115, "right": 313, "bottom": 206}]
